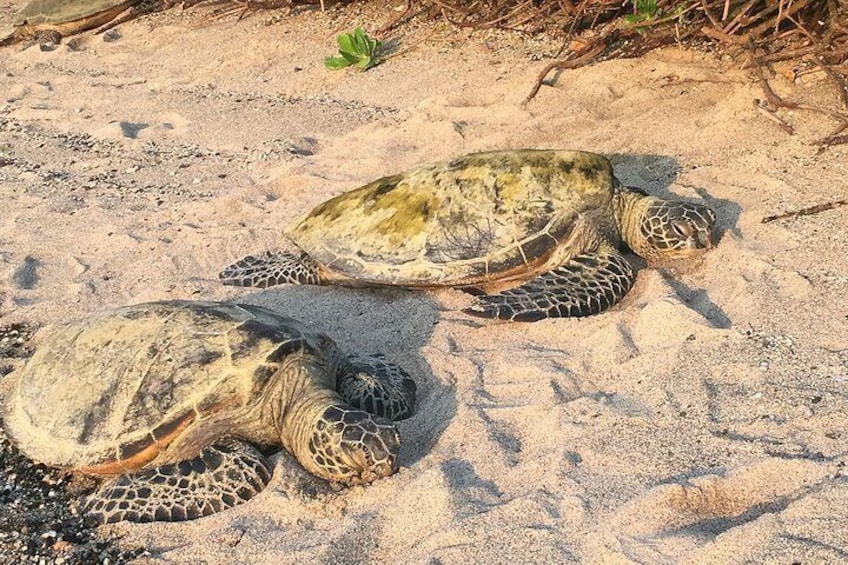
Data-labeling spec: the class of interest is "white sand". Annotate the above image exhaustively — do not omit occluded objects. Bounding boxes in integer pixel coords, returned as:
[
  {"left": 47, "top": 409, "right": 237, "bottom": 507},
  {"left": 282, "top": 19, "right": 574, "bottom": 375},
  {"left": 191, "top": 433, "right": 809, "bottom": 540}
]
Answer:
[{"left": 1, "top": 3, "right": 847, "bottom": 563}]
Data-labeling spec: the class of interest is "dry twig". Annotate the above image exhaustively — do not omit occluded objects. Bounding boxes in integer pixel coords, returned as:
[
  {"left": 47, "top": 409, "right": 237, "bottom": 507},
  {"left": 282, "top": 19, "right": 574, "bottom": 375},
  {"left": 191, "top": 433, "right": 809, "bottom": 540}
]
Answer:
[
  {"left": 762, "top": 199, "right": 848, "bottom": 223},
  {"left": 521, "top": 40, "right": 609, "bottom": 106},
  {"left": 754, "top": 99, "right": 795, "bottom": 133}
]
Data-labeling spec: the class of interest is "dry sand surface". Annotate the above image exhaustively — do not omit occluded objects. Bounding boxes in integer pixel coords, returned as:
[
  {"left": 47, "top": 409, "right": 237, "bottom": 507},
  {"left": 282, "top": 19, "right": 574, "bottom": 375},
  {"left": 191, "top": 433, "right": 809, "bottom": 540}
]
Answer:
[{"left": 1, "top": 2, "right": 848, "bottom": 564}]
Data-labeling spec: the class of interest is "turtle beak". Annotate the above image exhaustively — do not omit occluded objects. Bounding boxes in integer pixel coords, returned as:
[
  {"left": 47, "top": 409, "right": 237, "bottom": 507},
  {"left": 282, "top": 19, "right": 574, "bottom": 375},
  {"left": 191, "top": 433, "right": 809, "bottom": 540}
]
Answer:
[
  {"left": 698, "top": 230, "right": 716, "bottom": 250},
  {"left": 693, "top": 206, "right": 717, "bottom": 250}
]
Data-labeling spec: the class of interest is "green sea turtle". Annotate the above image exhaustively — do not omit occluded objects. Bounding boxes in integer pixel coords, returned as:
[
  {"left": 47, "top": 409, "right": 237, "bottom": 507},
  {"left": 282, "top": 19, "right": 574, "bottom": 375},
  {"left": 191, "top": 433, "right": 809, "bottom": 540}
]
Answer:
[
  {"left": 2, "top": 300, "right": 416, "bottom": 523},
  {"left": 220, "top": 150, "right": 716, "bottom": 322},
  {"left": 0, "top": 0, "right": 146, "bottom": 46}
]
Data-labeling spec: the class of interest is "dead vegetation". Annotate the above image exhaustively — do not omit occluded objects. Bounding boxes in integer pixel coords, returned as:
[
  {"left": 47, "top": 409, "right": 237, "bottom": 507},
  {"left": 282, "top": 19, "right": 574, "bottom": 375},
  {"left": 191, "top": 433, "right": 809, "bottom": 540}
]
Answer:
[
  {"left": 188, "top": 0, "right": 847, "bottom": 146},
  {"left": 375, "top": 1, "right": 847, "bottom": 146}
]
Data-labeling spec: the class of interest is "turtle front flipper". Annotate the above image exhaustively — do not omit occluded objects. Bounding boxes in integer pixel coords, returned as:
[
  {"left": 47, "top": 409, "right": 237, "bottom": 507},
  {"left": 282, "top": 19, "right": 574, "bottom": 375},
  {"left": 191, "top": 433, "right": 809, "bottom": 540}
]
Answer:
[
  {"left": 464, "top": 250, "right": 635, "bottom": 321},
  {"left": 338, "top": 354, "right": 417, "bottom": 421},
  {"left": 219, "top": 250, "right": 322, "bottom": 287},
  {"left": 83, "top": 440, "right": 272, "bottom": 524}
]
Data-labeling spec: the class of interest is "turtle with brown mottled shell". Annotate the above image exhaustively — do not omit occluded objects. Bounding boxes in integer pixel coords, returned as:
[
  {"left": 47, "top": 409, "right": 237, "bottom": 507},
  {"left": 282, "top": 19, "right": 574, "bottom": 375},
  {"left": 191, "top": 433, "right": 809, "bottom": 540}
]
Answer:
[
  {"left": 220, "top": 150, "right": 716, "bottom": 321},
  {"left": 3, "top": 300, "right": 416, "bottom": 523}
]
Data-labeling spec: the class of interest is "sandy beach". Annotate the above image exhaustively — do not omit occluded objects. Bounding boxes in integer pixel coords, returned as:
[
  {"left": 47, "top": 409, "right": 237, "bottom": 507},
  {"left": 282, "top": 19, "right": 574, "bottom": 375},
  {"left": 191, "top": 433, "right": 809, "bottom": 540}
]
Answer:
[{"left": 1, "top": 2, "right": 847, "bottom": 563}]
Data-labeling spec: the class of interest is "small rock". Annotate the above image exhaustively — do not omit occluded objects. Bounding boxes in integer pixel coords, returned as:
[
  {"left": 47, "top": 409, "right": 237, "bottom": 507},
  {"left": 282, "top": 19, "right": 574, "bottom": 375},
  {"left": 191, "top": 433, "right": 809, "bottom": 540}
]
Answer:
[{"left": 102, "top": 30, "right": 121, "bottom": 43}]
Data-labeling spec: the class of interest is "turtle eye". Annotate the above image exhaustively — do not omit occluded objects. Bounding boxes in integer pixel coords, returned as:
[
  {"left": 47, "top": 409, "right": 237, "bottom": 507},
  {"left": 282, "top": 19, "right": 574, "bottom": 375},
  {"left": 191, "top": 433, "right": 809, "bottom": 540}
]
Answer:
[{"left": 670, "top": 220, "right": 694, "bottom": 239}]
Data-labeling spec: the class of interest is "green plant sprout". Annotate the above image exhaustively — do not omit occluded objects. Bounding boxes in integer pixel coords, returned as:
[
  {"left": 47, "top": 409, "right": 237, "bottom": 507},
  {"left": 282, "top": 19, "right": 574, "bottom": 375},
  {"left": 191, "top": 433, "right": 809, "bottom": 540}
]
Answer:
[
  {"left": 324, "top": 28, "right": 384, "bottom": 72},
  {"left": 625, "top": 0, "right": 659, "bottom": 24},
  {"left": 623, "top": 0, "right": 690, "bottom": 29}
]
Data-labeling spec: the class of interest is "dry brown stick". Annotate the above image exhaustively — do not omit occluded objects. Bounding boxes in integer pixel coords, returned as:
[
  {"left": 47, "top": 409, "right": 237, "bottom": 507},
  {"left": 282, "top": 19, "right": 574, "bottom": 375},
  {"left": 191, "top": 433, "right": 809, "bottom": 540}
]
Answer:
[
  {"left": 785, "top": 12, "right": 816, "bottom": 42},
  {"left": 554, "top": 0, "right": 593, "bottom": 58},
  {"left": 721, "top": 0, "right": 757, "bottom": 35},
  {"left": 556, "top": 0, "right": 576, "bottom": 15},
  {"left": 747, "top": 50, "right": 848, "bottom": 126},
  {"left": 567, "top": 0, "right": 592, "bottom": 35},
  {"left": 752, "top": 45, "right": 818, "bottom": 64},
  {"left": 747, "top": 0, "right": 811, "bottom": 39},
  {"left": 750, "top": 58, "right": 787, "bottom": 110},
  {"left": 699, "top": 0, "right": 722, "bottom": 29},
  {"left": 724, "top": 0, "right": 784, "bottom": 37},
  {"left": 754, "top": 99, "right": 795, "bottom": 133},
  {"left": 199, "top": 2, "right": 253, "bottom": 23},
  {"left": 762, "top": 199, "right": 848, "bottom": 223},
  {"left": 215, "top": 0, "right": 293, "bottom": 22},
  {"left": 752, "top": 60, "right": 848, "bottom": 122},
  {"left": 588, "top": 2, "right": 606, "bottom": 28},
  {"left": 490, "top": 13, "right": 548, "bottom": 34},
  {"left": 791, "top": 103, "right": 848, "bottom": 122},
  {"left": 815, "top": 122, "right": 848, "bottom": 149},
  {"left": 816, "top": 134, "right": 848, "bottom": 148},
  {"left": 775, "top": 0, "right": 789, "bottom": 34},
  {"left": 437, "top": 6, "right": 458, "bottom": 27},
  {"left": 701, "top": 24, "right": 746, "bottom": 44},
  {"left": 521, "top": 41, "right": 608, "bottom": 107},
  {"left": 462, "top": 0, "right": 535, "bottom": 29},
  {"left": 754, "top": 59, "right": 848, "bottom": 123},
  {"left": 428, "top": 0, "right": 469, "bottom": 18}
]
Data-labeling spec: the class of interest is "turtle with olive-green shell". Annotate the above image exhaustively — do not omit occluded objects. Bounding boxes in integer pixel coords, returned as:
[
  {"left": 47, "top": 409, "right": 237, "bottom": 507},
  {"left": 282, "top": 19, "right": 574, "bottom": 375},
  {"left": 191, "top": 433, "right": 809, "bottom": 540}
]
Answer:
[
  {"left": 3, "top": 300, "right": 416, "bottom": 524},
  {"left": 220, "top": 150, "right": 716, "bottom": 321},
  {"left": 0, "top": 0, "right": 146, "bottom": 46}
]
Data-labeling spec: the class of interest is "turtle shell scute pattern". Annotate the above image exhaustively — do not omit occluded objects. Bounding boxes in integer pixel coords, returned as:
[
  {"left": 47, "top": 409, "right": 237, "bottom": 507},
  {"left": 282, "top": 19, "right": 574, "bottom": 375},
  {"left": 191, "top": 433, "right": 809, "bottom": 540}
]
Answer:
[
  {"left": 5, "top": 300, "right": 341, "bottom": 471},
  {"left": 286, "top": 149, "right": 616, "bottom": 286}
]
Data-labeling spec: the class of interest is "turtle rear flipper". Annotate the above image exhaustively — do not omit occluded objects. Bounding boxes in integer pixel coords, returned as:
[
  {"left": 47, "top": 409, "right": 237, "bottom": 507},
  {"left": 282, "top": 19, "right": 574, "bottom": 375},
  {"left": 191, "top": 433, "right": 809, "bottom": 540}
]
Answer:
[
  {"left": 338, "top": 354, "right": 417, "bottom": 421},
  {"left": 219, "top": 250, "right": 322, "bottom": 287},
  {"left": 83, "top": 440, "right": 272, "bottom": 524},
  {"left": 464, "top": 250, "right": 635, "bottom": 321}
]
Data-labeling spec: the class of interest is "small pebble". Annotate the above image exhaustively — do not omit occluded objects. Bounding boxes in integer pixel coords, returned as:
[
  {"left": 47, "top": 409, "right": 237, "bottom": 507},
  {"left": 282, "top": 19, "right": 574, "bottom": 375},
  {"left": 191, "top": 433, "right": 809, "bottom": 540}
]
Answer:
[{"left": 102, "top": 30, "right": 121, "bottom": 43}]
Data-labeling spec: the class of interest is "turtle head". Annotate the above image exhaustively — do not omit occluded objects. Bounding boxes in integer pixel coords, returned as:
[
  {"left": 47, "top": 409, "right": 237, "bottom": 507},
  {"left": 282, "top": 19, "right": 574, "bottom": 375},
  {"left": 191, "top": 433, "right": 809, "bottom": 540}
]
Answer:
[
  {"left": 617, "top": 189, "right": 716, "bottom": 261},
  {"left": 303, "top": 405, "right": 400, "bottom": 485}
]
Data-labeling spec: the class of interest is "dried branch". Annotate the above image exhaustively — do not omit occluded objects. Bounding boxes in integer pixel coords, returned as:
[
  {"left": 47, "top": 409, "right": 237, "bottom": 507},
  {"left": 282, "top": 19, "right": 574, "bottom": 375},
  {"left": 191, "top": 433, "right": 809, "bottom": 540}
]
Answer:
[
  {"left": 754, "top": 99, "right": 795, "bottom": 133},
  {"left": 521, "top": 40, "right": 609, "bottom": 107},
  {"left": 762, "top": 199, "right": 848, "bottom": 223}
]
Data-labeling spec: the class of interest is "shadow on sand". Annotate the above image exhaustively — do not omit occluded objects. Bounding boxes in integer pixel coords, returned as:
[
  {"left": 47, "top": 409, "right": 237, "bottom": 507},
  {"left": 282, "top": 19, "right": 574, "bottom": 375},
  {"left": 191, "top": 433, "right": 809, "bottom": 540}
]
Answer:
[
  {"left": 610, "top": 152, "right": 740, "bottom": 329},
  {"left": 227, "top": 284, "right": 455, "bottom": 470}
]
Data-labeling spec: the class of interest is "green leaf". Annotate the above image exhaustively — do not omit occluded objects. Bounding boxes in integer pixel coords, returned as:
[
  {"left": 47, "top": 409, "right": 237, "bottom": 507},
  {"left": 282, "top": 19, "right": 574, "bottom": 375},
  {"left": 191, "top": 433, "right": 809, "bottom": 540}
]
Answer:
[
  {"left": 635, "top": 0, "right": 658, "bottom": 17},
  {"left": 341, "top": 51, "right": 363, "bottom": 65},
  {"left": 353, "top": 28, "right": 369, "bottom": 52},
  {"left": 326, "top": 28, "right": 384, "bottom": 72},
  {"left": 337, "top": 33, "right": 356, "bottom": 54},
  {"left": 324, "top": 56, "right": 352, "bottom": 70}
]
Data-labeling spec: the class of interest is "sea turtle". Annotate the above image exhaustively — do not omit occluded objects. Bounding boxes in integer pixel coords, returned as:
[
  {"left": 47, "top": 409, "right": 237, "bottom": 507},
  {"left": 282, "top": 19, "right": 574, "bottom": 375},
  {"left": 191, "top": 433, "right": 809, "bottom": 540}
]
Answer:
[
  {"left": 0, "top": 0, "right": 146, "bottom": 46},
  {"left": 220, "top": 150, "right": 716, "bottom": 322},
  {"left": 2, "top": 300, "right": 416, "bottom": 524}
]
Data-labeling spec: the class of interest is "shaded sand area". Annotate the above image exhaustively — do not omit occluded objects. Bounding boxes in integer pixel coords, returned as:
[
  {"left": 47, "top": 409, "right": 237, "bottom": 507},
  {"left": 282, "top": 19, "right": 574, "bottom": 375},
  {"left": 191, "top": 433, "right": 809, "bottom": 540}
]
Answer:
[{"left": 1, "top": 3, "right": 847, "bottom": 563}]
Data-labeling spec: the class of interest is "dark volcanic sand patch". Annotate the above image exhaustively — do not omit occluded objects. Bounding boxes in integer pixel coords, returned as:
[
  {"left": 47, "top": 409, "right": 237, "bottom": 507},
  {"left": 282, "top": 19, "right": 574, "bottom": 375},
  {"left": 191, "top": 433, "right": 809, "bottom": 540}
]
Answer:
[{"left": 0, "top": 325, "right": 147, "bottom": 565}]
